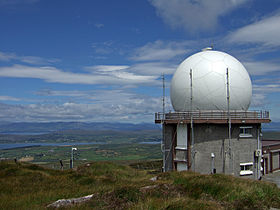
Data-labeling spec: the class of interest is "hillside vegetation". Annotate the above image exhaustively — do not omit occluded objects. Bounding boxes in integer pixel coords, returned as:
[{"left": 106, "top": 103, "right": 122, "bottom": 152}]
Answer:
[{"left": 0, "top": 160, "right": 280, "bottom": 209}]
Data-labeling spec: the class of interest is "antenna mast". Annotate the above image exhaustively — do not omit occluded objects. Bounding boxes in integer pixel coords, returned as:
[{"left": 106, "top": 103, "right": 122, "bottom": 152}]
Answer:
[
  {"left": 162, "top": 73, "right": 165, "bottom": 115},
  {"left": 190, "top": 69, "right": 195, "bottom": 171},
  {"left": 226, "top": 68, "right": 232, "bottom": 174},
  {"left": 162, "top": 73, "right": 166, "bottom": 172}
]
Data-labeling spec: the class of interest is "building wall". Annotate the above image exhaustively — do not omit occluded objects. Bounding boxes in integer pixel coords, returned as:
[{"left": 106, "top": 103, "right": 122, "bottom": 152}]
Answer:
[
  {"left": 164, "top": 123, "right": 261, "bottom": 179},
  {"left": 193, "top": 124, "right": 260, "bottom": 179}
]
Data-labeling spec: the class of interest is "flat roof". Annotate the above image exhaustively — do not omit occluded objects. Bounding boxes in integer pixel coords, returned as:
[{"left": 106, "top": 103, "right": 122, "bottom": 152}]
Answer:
[{"left": 262, "top": 140, "right": 280, "bottom": 147}]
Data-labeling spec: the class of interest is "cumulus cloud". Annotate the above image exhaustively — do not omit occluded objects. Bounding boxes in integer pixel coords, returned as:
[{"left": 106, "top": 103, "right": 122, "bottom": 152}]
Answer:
[
  {"left": 0, "top": 91, "right": 168, "bottom": 122},
  {"left": 149, "top": 0, "right": 249, "bottom": 32},
  {"left": 227, "top": 12, "right": 280, "bottom": 47},
  {"left": 1, "top": 86, "right": 173, "bottom": 122}
]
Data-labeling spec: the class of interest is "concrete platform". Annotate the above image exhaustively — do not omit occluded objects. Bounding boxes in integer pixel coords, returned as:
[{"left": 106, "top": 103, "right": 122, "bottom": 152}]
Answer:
[{"left": 262, "top": 170, "right": 280, "bottom": 187}]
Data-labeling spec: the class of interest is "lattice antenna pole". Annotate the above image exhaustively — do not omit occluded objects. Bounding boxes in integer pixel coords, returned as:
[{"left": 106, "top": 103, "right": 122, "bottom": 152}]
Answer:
[{"left": 226, "top": 68, "right": 232, "bottom": 174}]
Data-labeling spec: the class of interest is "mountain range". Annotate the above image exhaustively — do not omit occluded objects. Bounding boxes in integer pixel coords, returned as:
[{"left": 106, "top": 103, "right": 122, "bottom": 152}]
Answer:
[
  {"left": 0, "top": 122, "right": 161, "bottom": 134},
  {"left": 0, "top": 121, "right": 278, "bottom": 134}
]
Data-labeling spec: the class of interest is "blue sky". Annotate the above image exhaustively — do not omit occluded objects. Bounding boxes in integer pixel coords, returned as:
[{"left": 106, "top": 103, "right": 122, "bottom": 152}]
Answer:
[{"left": 0, "top": 0, "right": 280, "bottom": 123}]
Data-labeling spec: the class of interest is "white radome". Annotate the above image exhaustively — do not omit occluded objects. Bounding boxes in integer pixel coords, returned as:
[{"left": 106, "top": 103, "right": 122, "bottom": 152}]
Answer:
[{"left": 170, "top": 49, "right": 252, "bottom": 111}]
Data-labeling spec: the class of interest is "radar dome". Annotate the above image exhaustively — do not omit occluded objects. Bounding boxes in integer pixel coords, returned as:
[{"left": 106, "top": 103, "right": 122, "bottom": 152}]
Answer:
[{"left": 170, "top": 50, "right": 252, "bottom": 111}]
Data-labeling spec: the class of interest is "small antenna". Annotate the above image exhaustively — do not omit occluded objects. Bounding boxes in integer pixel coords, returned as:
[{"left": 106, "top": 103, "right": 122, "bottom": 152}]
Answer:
[
  {"left": 190, "top": 68, "right": 195, "bottom": 171},
  {"left": 161, "top": 73, "right": 166, "bottom": 171},
  {"left": 162, "top": 73, "right": 165, "bottom": 115}
]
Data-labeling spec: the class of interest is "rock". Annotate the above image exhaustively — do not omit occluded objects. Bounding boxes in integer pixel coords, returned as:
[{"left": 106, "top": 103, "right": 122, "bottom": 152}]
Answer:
[
  {"left": 140, "top": 185, "right": 158, "bottom": 193},
  {"left": 47, "top": 194, "right": 94, "bottom": 208},
  {"left": 150, "top": 176, "right": 157, "bottom": 181}
]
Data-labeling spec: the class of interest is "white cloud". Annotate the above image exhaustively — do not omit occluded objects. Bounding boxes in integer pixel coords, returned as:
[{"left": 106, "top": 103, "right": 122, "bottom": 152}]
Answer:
[
  {"left": 0, "top": 95, "right": 20, "bottom": 101},
  {"left": 0, "top": 64, "right": 158, "bottom": 85},
  {"left": 251, "top": 83, "right": 280, "bottom": 109},
  {"left": 35, "top": 89, "right": 89, "bottom": 97},
  {"left": 34, "top": 88, "right": 172, "bottom": 108},
  {"left": 227, "top": 12, "right": 280, "bottom": 47},
  {"left": 0, "top": 52, "right": 16, "bottom": 61},
  {"left": 250, "top": 93, "right": 266, "bottom": 108},
  {"left": 253, "top": 84, "right": 280, "bottom": 93},
  {"left": 94, "top": 23, "right": 104, "bottom": 28},
  {"left": 20, "top": 56, "right": 60, "bottom": 65},
  {"left": 85, "top": 65, "right": 129, "bottom": 72},
  {"left": 0, "top": 86, "right": 173, "bottom": 122},
  {"left": 243, "top": 61, "right": 280, "bottom": 76},
  {"left": 91, "top": 41, "right": 116, "bottom": 55},
  {"left": 86, "top": 62, "right": 177, "bottom": 77},
  {"left": 149, "top": 0, "right": 249, "bottom": 32},
  {"left": 130, "top": 62, "right": 176, "bottom": 76},
  {"left": 131, "top": 40, "right": 191, "bottom": 61},
  {"left": 0, "top": 92, "right": 166, "bottom": 122},
  {"left": 0, "top": 51, "right": 59, "bottom": 65}
]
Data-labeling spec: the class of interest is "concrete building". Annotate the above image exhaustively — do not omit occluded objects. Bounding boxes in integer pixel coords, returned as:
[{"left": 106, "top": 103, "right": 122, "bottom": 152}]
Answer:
[
  {"left": 155, "top": 111, "right": 270, "bottom": 179},
  {"left": 155, "top": 49, "right": 270, "bottom": 179}
]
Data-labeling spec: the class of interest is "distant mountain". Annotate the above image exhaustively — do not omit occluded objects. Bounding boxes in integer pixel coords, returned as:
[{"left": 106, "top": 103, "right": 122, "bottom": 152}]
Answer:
[
  {"left": 262, "top": 122, "right": 280, "bottom": 131},
  {"left": 0, "top": 120, "right": 278, "bottom": 134},
  {"left": 0, "top": 122, "right": 161, "bottom": 134}
]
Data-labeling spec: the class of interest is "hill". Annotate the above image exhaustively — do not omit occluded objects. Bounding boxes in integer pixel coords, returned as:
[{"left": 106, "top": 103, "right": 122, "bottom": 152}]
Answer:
[
  {"left": 0, "top": 120, "right": 279, "bottom": 134},
  {"left": 0, "top": 160, "right": 279, "bottom": 209},
  {"left": 263, "top": 122, "right": 280, "bottom": 131},
  {"left": 0, "top": 122, "right": 160, "bottom": 134}
]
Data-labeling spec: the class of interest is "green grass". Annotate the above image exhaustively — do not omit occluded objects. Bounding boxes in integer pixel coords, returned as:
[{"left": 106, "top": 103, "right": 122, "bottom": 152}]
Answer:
[{"left": 0, "top": 160, "right": 279, "bottom": 209}]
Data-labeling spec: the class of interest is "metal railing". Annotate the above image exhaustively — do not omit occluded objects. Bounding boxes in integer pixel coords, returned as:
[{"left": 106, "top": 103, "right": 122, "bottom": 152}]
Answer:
[{"left": 155, "top": 110, "right": 270, "bottom": 121}]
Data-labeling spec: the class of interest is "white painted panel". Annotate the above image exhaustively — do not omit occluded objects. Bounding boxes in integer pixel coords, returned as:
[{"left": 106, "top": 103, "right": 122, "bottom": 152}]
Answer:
[{"left": 177, "top": 124, "right": 188, "bottom": 148}]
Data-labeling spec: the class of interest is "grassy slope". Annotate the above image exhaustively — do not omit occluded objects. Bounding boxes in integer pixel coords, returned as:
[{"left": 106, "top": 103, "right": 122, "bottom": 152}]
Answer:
[
  {"left": 1, "top": 143, "right": 162, "bottom": 169},
  {"left": 0, "top": 161, "right": 280, "bottom": 210}
]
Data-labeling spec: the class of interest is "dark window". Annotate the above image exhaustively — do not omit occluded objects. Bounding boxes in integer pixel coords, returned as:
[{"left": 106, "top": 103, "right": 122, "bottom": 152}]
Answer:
[{"left": 239, "top": 126, "right": 253, "bottom": 137}]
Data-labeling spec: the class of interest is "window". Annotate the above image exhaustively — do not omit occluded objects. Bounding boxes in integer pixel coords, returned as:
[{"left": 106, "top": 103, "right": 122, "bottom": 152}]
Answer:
[
  {"left": 239, "top": 126, "right": 253, "bottom": 138},
  {"left": 240, "top": 162, "right": 253, "bottom": 175}
]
